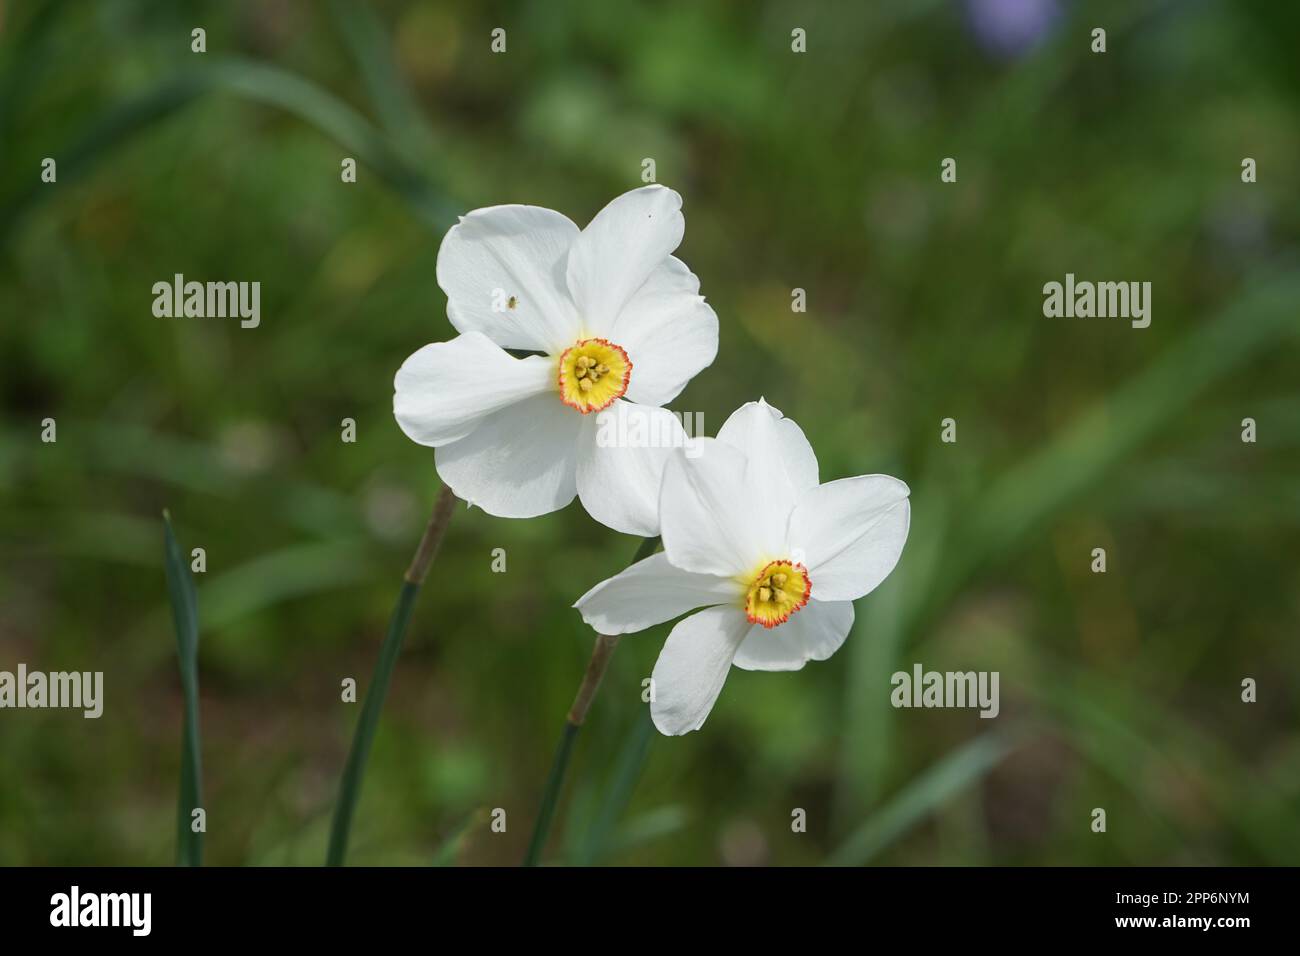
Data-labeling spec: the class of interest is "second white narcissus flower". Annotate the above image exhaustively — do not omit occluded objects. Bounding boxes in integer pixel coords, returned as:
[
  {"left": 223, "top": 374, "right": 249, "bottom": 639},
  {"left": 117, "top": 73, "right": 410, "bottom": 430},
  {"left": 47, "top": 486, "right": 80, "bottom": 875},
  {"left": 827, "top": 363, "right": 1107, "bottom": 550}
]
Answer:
[
  {"left": 393, "top": 185, "right": 718, "bottom": 536},
  {"left": 575, "top": 400, "right": 911, "bottom": 736}
]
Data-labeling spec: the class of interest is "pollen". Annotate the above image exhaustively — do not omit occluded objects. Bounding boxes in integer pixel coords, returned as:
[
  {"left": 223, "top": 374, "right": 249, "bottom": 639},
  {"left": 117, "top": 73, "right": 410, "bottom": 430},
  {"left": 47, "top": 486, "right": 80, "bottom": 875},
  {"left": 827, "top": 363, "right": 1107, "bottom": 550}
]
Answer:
[
  {"left": 557, "top": 338, "right": 632, "bottom": 413},
  {"left": 743, "top": 560, "right": 811, "bottom": 628}
]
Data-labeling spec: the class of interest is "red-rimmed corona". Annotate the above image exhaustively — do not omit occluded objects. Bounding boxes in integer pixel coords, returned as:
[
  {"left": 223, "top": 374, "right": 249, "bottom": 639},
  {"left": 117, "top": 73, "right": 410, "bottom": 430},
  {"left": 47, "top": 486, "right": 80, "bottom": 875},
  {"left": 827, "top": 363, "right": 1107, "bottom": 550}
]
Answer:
[
  {"left": 557, "top": 338, "right": 632, "bottom": 414},
  {"left": 743, "top": 559, "right": 811, "bottom": 628}
]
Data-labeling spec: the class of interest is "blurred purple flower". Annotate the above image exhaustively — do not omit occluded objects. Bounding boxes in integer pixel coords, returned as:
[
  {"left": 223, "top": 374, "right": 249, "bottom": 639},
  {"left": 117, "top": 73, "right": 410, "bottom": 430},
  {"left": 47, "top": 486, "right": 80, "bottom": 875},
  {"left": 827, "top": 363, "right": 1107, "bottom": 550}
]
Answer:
[{"left": 965, "top": 0, "right": 1063, "bottom": 59}]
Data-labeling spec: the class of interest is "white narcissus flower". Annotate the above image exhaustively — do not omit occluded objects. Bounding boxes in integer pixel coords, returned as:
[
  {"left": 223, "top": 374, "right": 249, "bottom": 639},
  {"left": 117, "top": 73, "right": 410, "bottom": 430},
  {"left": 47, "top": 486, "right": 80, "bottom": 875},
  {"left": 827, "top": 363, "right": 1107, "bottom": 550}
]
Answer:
[
  {"left": 575, "top": 400, "right": 911, "bottom": 736},
  {"left": 393, "top": 185, "right": 718, "bottom": 536}
]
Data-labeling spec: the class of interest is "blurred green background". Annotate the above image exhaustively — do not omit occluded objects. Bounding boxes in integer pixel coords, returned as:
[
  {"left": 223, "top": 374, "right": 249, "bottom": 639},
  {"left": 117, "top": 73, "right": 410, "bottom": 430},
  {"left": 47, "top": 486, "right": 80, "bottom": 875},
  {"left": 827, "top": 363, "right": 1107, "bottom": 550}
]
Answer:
[{"left": 1, "top": 0, "right": 1298, "bottom": 866}]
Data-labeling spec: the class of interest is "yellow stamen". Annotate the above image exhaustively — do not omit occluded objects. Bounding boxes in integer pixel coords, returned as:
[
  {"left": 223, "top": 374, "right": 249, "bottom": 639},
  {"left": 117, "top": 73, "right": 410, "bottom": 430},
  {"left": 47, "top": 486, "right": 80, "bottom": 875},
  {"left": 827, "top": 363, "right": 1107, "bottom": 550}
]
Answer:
[
  {"left": 557, "top": 338, "right": 632, "bottom": 414},
  {"left": 742, "top": 560, "right": 811, "bottom": 628}
]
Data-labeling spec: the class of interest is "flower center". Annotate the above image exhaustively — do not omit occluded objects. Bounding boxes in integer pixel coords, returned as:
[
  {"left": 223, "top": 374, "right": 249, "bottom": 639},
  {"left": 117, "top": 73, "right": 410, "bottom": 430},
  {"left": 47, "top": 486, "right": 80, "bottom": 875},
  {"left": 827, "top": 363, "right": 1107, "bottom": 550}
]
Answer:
[
  {"left": 557, "top": 338, "right": 632, "bottom": 414},
  {"left": 743, "top": 559, "right": 811, "bottom": 628}
]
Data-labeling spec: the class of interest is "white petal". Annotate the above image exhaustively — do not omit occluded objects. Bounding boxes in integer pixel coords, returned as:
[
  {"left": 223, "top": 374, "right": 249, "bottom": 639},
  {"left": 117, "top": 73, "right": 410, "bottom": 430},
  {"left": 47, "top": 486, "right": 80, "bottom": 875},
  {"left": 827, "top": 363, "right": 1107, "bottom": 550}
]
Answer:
[
  {"left": 716, "top": 400, "right": 819, "bottom": 554},
  {"left": 659, "top": 438, "right": 766, "bottom": 577},
  {"left": 575, "top": 401, "right": 690, "bottom": 536},
  {"left": 787, "top": 475, "right": 910, "bottom": 602},
  {"left": 436, "top": 204, "right": 582, "bottom": 353},
  {"left": 733, "top": 599, "right": 854, "bottom": 672},
  {"left": 434, "top": 393, "right": 583, "bottom": 519},
  {"left": 566, "top": 185, "right": 685, "bottom": 333},
  {"left": 650, "top": 605, "right": 751, "bottom": 736},
  {"left": 575, "top": 552, "right": 741, "bottom": 635},
  {"left": 393, "top": 331, "right": 554, "bottom": 447},
  {"left": 716, "top": 398, "right": 819, "bottom": 497},
  {"left": 609, "top": 256, "right": 718, "bottom": 407}
]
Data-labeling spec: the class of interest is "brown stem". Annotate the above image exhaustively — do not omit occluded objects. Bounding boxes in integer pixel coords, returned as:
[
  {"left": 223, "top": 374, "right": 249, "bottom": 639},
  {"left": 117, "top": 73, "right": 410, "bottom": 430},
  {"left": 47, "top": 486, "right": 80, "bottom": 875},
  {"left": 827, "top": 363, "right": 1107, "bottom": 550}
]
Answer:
[
  {"left": 522, "top": 534, "right": 659, "bottom": 866},
  {"left": 567, "top": 633, "right": 620, "bottom": 726},
  {"left": 326, "top": 481, "right": 458, "bottom": 866},
  {"left": 405, "top": 484, "right": 458, "bottom": 584},
  {"left": 564, "top": 533, "right": 659, "bottom": 725}
]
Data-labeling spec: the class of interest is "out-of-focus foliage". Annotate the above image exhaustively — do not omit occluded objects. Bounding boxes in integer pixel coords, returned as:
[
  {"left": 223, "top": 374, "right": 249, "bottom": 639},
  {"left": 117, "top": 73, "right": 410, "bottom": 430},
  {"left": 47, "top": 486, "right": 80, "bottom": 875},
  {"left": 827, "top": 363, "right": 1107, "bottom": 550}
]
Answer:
[{"left": 0, "top": 0, "right": 1297, "bottom": 865}]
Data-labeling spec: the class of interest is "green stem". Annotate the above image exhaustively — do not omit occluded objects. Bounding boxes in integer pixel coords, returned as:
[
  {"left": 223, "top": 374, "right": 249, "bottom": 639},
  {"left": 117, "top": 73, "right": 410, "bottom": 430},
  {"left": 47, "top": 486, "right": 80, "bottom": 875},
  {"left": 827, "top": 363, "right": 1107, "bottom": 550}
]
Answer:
[
  {"left": 575, "top": 707, "right": 656, "bottom": 865},
  {"left": 523, "top": 722, "right": 581, "bottom": 867},
  {"left": 523, "top": 535, "right": 659, "bottom": 866},
  {"left": 326, "top": 484, "right": 457, "bottom": 866},
  {"left": 163, "top": 510, "right": 204, "bottom": 867},
  {"left": 176, "top": 659, "right": 203, "bottom": 866}
]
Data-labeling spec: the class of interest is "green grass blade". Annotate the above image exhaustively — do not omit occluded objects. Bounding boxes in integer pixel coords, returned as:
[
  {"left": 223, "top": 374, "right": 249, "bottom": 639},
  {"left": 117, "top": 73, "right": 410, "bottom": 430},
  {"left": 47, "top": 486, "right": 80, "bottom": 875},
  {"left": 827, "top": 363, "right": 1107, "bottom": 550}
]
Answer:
[
  {"left": 523, "top": 721, "right": 580, "bottom": 867},
  {"left": 325, "top": 579, "right": 420, "bottom": 866},
  {"left": 951, "top": 271, "right": 1300, "bottom": 593},
  {"left": 828, "top": 733, "right": 1013, "bottom": 867},
  {"left": 1031, "top": 666, "right": 1300, "bottom": 865},
  {"left": 837, "top": 272, "right": 1300, "bottom": 826},
  {"left": 324, "top": 0, "right": 438, "bottom": 158},
  {"left": 523, "top": 535, "right": 660, "bottom": 867},
  {"left": 836, "top": 486, "right": 951, "bottom": 820},
  {"left": 162, "top": 510, "right": 203, "bottom": 867},
  {"left": 431, "top": 808, "right": 484, "bottom": 867},
  {"left": 1, "top": 57, "right": 457, "bottom": 246},
  {"left": 600, "top": 805, "right": 690, "bottom": 858},
  {"left": 326, "top": 485, "right": 457, "bottom": 866},
  {"left": 0, "top": 0, "right": 71, "bottom": 142},
  {"left": 573, "top": 707, "right": 656, "bottom": 865},
  {"left": 0, "top": 79, "right": 206, "bottom": 243},
  {"left": 194, "top": 58, "right": 457, "bottom": 231}
]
